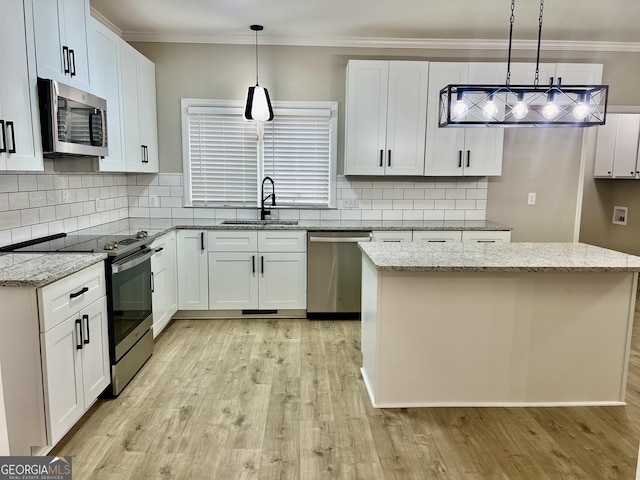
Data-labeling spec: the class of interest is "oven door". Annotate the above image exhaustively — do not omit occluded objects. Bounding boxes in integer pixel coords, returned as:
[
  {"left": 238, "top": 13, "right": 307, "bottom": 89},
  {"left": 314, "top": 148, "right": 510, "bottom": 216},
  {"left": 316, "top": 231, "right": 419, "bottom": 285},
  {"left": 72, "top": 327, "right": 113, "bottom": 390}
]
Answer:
[{"left": 110, "top": 248, "right": 153, "bottom": 362}]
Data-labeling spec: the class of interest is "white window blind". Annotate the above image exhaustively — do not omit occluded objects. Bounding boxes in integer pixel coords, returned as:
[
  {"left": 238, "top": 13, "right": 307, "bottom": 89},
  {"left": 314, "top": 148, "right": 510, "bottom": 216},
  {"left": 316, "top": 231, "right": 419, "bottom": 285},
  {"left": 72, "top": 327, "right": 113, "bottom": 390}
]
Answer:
[
  {"left": 186, "top": 106, "right": 258, "bottom": 206},
  {"left": 182, "top": 100, "right": 337, "bottom": 208},
  {"left": 263, "top": 108, "right": 332, "bottom": 206}
]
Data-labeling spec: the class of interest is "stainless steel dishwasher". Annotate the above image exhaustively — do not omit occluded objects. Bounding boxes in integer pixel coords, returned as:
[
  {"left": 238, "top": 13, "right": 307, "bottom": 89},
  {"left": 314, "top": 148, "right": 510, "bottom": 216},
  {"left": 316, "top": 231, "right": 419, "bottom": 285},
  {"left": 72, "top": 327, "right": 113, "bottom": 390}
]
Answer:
[{"left": 307, "top": 231, "right": 372, "bottom": 319}]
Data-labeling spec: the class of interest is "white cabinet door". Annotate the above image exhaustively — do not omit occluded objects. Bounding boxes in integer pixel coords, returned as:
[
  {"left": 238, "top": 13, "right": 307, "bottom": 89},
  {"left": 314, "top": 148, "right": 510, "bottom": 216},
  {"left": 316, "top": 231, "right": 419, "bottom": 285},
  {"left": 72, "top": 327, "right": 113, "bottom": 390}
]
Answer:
[
  {"left": 164, "top": 232, "right": 178, "bottom": 318},
  {"left": 137, "top": 55, "right": 159, "bottom": 173},
  {"left": 259, "top": 253, "right": 307, "bottom": 310},
  {"left": 32, "top": 0, "right": 91, "bottom": 89},
  {"left": 425, "top": 63, "right": 468, "bottom": 176},
  {"left": 90, "top": 19, "right": 125, "bottom": 172},
  {"left": 80, "top": 296, "right": 109, "bottom": 403},
  {"left": 119, "top": 43, "right": 143, "bottom": 172},
  {"left": 208, "top": 252, "right": 258, "bottom": 310},
  {"left": 463, "top": 63, "right": 505, "bottom": 176},
  {"left": 462, "top": 230, "right": 511, "bottom": 243},
  {"left": 176, "top": 230, "right": 209, "bottom": 310},
  {"left": 555, "top": 63, "right": 603, "bottom": 85},
  {"left": 594, "top": 114, "right": 640, "bottom": 179},
  {"left": 412, "top": 231, "right": 463, "bottom": 243},
  {"left": 425, "top": 62, "right": 505, "bottom": 177},
  {"left": 344, "top": 60, "right": 388, "bottom": 175},
  {"left": 41, "top": 315, "right": 84, "bottom": 445},
  {"left": 371, "top": 231, "right": 413, "bottom": 242},
  {"left": 385, "top": 61, "right": 428, "bottom": 176},
  {"left": 344, "top": 60, "right": 428, "bottom": 176},
  {"left": 151, "top": 251, "right": 169, "bottom": 336},
  {"left": 0, "top": 0, "right": 42, "bottom": 172}
]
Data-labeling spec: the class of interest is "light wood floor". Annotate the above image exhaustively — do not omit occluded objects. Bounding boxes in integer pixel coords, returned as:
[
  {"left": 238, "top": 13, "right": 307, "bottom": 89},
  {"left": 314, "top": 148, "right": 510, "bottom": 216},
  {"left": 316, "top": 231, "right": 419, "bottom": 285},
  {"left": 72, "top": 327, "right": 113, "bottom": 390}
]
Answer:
[{"left": 52, "top": 310, "right": 640, "bottom": 479}]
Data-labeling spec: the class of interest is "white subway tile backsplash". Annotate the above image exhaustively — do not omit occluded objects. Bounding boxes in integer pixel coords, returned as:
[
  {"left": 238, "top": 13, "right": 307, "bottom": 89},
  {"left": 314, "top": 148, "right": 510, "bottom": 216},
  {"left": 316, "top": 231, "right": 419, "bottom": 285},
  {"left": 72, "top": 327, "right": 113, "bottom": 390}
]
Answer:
[
  {"left": 36, "top": 175, "right": 54, "bottom": 190},
  {"left": 68, "top": 175, "right": 82, "bottom": 188},
  {"left": 445, "top": 189, "right": 467, "bottom": 200},
  {"left": 320, "top": 209, "right": 341, "bottom": 221},
  {"left": 361, "top": 189, "right": 383, "bottom": 200},
  {"left": 0, "top": 211, "right": 21, "bottom": 229},
  {"left": 413, "top": 199, "right": 435, "bottom": 210},
  {"left": 0, "top": 194, "right": 8, "bottom": 211},
  {"left": 455, "top": 200, "right": 476, "bottom": 210},
  {"left": 150, "top": 207, "right": 172, "bottom": 218},
  {"left": 171, "top": 207, "right": 194, "bottom": 219},
  {"left": 372, "top": 200, "right": 393, "bottom": 210},
  {"left": 340, "top": 209, "right": 362, "bottom": 220},
  {"left": 31, "top": 222, "right": 49, "bottom": 238},
  {"left": 18, "top": 175, "right": 38, "bottom": 191},
  {"left": 382, "top": 210, "right": 403, "bottom": 220},
  {"left": 435, "top": 200, "right": 455, "bottom": 210},
  {"left": 424, "top": 210, "right": 445, "bottom": 220},
  {"left": 382, "top": 189, "right": 404, "bottom": 200},
  {"left": 160, "top": 196, "right": 182, "bottom": 208},
  {"left": 9, "top": 192, "right": 29, "bottom": 210},
  {"left": 46, "top": 190, "right": 63, "bottom": 205},
  {"left": 39, "top": 206, "right": 56, "bottom": 222},
  {"left": 159, "top": 174, "right": 182, "bottom": 186},
  {"left": 402, "top": 210, "right": 424, "bottom": 220},
  {"left": 404, "top": 189, "right": 425, "bottom": 200},
  {"left": 444, "top": 210, "right": 466, "bottom": 221},
  {"left": 424, "top": 189, "right": 446, "bottom": 200},
  {"left": 392, "top": 200, "right": 413, "bottom": 210},
  {"left": 29, "top": 191, "right": 47, "bottom": 208},
  {"left": 55, "top": 204, "right": 71, "bottom": 220},
  {"left": 361, "top": 210, "right": 382, "bottom": 221},
  {"left": 170, "top": 186, "right": 184, "bottom": 197},
  {"left": 465, "top": 210, "right": 486, "bottom": 221}
]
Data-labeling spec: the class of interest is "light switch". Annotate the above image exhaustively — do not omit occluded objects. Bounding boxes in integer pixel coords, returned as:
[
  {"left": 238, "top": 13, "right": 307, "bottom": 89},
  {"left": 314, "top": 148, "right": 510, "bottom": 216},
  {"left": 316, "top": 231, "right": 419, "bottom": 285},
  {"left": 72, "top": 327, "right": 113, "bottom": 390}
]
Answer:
[{"left": 527, "top": 193, "right": 536, "bottom": 205}]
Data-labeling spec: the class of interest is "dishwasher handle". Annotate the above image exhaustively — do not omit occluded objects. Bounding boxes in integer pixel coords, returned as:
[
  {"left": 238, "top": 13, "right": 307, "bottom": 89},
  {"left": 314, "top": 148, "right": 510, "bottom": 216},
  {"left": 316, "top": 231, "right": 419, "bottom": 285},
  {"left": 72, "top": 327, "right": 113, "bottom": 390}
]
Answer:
[{"left": 309, "top": 234, "right": 372, "bottom": 243}]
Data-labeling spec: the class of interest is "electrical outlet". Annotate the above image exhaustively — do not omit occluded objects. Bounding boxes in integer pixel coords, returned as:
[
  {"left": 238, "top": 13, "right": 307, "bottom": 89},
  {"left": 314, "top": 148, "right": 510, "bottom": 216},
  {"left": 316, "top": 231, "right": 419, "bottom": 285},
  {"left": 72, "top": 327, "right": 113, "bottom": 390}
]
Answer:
[
  {"left": 149, "top": 195, "right": 158, "bottom": 207},
  {"left": 527, "top": 193, "right": 536, "bottom": 205},
  {"left": 343, "top": 197, "right": 359, "bottom": 208}
]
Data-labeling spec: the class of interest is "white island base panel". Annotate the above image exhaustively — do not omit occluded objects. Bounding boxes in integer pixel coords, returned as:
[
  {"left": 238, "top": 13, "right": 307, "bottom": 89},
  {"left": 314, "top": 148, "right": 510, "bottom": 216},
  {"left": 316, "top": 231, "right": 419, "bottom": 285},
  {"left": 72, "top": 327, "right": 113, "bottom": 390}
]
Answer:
[{"left": 361, "top": 257, "right": 637, "bottom": 408}]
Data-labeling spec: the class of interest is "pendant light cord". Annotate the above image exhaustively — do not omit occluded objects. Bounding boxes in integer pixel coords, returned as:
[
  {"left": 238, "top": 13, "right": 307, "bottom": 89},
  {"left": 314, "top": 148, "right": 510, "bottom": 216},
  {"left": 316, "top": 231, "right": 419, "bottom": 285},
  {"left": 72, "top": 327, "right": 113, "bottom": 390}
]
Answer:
[
  {"left": 534, "top": 0, "right": 544, "bottom": 87},
  {"left": 255, "top": 29, "right": 259, "bottom": 86},
  {"left": 505, "top": 0, "right": 515, "bottom": 86}
]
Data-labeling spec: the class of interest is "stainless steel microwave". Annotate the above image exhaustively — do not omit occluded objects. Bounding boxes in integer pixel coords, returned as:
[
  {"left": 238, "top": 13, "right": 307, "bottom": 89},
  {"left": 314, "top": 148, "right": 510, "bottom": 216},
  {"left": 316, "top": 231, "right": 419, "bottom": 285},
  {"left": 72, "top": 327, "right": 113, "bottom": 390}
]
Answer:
[{"left": 37, "top": 78, "right": 108, "bottom": 157}]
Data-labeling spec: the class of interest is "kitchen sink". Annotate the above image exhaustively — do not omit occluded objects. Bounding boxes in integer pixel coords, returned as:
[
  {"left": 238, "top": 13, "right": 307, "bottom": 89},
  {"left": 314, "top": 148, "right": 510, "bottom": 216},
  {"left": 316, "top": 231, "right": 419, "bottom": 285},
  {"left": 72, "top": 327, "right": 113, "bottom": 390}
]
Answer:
[{"left": 220, "top": 220, "right": 299, "bottom": 225}]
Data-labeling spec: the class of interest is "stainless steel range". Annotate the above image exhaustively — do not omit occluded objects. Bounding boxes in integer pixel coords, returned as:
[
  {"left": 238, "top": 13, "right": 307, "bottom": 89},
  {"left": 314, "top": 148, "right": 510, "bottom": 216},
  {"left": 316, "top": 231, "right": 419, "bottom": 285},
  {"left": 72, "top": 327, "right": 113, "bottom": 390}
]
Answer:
[{"left": 1, "top": 230, "right": 155, "bottom": 395}]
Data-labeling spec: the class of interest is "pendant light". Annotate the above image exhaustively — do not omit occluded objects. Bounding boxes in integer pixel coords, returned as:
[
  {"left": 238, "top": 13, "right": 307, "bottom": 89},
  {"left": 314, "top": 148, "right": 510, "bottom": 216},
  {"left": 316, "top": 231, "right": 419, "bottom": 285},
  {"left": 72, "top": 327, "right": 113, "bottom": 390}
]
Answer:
[
  {"left": 438, "top": 0, "right": 608, "bottom": 128},
  {"left": 244, "top": 24, "right": 274, "bottom": 122}
]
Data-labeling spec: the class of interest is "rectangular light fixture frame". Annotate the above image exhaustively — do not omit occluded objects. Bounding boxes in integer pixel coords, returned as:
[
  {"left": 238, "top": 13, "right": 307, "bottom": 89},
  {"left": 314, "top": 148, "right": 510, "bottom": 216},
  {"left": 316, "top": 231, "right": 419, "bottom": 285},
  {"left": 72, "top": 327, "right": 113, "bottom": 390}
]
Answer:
[{"left": 439, "top": 84, "right": 609, "bottom": 128}]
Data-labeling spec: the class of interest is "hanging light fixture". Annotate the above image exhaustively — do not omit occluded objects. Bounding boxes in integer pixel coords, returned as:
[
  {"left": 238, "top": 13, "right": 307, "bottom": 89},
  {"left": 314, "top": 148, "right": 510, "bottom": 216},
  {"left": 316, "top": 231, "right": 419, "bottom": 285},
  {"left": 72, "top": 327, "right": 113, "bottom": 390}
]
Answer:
[
  {"left": 244, "top": 24, "right": 274, "bottom": 122},
  {"left": 439, "top": 0, "right": 608, "bottom": 128}
]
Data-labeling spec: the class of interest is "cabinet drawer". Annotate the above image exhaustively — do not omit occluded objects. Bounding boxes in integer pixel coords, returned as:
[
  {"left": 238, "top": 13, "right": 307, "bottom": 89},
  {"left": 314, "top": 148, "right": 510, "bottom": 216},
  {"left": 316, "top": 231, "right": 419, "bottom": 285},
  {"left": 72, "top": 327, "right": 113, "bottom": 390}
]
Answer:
[
  {"left": 461, "top": 230, "right": 511, "bottom": 243},
  {"left": 38, "top": 262, "right": 106, "bottom": 332},
  {"left": 258, "top": 230, "right": 307, "bottom": 253},
  {"left": 372, "top": 231, "right": 412, "bottom": 242},
  {"left": 208, "top": 230, "right": 258, "bottom": 252},
  {"left": 413, "top": 231, "right": 463, "bottom": 243}
]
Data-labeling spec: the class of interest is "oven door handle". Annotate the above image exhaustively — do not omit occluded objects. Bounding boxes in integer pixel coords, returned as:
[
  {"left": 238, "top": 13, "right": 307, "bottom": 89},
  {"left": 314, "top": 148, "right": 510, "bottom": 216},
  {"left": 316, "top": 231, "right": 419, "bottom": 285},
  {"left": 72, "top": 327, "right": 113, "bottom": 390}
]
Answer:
[
  {"left": 309, "top": 235, "right": 372, "bottom": 243},
  {"left": 111, "top": 248, "right": 153, "bottom": 274}
]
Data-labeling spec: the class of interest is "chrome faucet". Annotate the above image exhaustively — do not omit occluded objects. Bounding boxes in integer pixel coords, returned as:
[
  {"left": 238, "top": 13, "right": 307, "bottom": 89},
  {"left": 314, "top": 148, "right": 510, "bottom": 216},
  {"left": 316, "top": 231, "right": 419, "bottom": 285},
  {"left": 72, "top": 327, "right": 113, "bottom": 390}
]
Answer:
[{"left": 260, "top": 176, "right": 276, "bottom": 220}]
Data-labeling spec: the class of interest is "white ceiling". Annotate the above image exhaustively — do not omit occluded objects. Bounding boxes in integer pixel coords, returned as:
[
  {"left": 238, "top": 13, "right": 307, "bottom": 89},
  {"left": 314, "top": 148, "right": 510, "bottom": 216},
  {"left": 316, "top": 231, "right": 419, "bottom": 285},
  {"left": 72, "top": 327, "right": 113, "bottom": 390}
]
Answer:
[{"left": 91, "top": 0, "right": 640, "bottom": 50}]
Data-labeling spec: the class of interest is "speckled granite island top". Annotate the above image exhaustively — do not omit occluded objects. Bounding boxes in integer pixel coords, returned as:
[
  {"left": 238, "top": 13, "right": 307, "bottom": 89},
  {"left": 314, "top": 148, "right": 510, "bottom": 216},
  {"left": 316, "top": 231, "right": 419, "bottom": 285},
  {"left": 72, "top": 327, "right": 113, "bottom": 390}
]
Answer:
[
  {"left": 359, "top": 242, "right": 640, "bottom": 273},
  {"left": 0, "top": 253, "right": 107, "bottom": 287}
]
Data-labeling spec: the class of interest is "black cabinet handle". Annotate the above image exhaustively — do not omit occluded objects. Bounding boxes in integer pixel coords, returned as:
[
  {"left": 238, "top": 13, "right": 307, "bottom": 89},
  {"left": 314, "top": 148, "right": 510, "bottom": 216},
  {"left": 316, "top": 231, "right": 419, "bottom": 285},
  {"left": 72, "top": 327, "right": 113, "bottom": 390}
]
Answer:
[
  {"left": 428, "top": 240, "right": 447, "bottom": 243},
  {"left": 70, "top": 286, "right": 89, "bottom": 299},
  {"left": 458, "top": 151, "right": 462, "bottom": 168},
  {"left": 252, "top": 255, "right": 255, "bottom": 274},
  {"left": 200, "top": 232, "right": 205, "bottom": 250},
  {"left": 151, "top": 272, "right": 155, "bottom": 293},
  {"left": 69, "top": 49, "right": 76, "bottom": 77},
  {"left": 261, "top": 256, "right": 264, "bottom": 274},
  {"left": 466, "top": 150, "right": 470, "bottom": 168},
  {"left": 388, "top": 150, "right": 391, "bottom": 167},
  {"left": 62, "top": 46, "right": 70, "bottom": 74},
  {"left": 83, "top": 314, "right": 90, "bottom": 345},
  {"left": 0, "top": 120, "right": 5, "bottom": 153},
  {"left": 477, "top": 240, "right": 496, "bottom": 243},
  {"left": 379, "top": 150, "right": 383, "bottom": 167},
  {"left": 6, "top": 121, "right": 15, "bottom": 153},
  {"left": 154, "top": 247, "right": 164, "bottom": 253},
  {"left": 141, "top": 145, "right": 145, "bottom": 163},
  {"left": 75, "top": 319, "right": 83, "bottom": 350}
]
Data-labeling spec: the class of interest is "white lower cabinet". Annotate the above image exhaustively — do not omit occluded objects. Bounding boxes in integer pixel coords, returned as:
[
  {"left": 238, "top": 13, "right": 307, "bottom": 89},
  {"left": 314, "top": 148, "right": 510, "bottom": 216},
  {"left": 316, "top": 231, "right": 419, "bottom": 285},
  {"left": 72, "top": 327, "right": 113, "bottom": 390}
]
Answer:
[
  {"left": 176, "top": 230, "right": 209, "bottom": 310},
  {"left": 208, "top": 230, "right": 307, "bottom": 311},
  {"left": 40, "top": 295, "right": 109, "bottom": 445},
  {"left": 371, "top": 231, "right": 412, "bottom": 242},
  {"left": 462, "top": 230, "right": 511, "bottom": 243},
  {"left": 413, "top": 231, "right": 463, "bottom": 243},
  {"left": 151, "top": 231, "right": 178, "bottom": 337}
]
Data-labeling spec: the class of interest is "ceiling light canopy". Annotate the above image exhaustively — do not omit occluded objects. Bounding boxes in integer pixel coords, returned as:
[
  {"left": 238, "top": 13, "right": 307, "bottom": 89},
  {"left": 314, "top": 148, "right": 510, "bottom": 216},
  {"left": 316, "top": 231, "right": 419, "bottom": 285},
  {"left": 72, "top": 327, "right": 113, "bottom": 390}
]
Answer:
[
  {"left": 244, "top": 24, "right": 274, "bottom": 122},
  {"left": 439, "top": 0, "right": 608, "bottom": 128}
]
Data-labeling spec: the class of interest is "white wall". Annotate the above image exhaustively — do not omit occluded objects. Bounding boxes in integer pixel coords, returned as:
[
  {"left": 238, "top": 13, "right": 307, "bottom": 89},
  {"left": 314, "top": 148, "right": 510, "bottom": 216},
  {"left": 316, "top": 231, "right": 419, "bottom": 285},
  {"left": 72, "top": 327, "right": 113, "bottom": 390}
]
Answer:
[{"left": 0, "top": 362, "right": 9, "bottom": 455}]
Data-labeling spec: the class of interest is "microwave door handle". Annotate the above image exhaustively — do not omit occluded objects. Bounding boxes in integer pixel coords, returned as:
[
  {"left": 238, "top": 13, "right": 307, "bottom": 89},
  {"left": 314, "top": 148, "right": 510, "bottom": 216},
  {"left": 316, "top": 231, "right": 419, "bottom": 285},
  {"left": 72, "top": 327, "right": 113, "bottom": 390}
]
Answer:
[
  {"left": 100, "top": 110, "right": 107, "bottom": 147},
  {"left": 111, "top": 249, "right": 153, "bottom": 274},
  {"left": 0, "top": 120, "right": 6, "bottom": 153}
]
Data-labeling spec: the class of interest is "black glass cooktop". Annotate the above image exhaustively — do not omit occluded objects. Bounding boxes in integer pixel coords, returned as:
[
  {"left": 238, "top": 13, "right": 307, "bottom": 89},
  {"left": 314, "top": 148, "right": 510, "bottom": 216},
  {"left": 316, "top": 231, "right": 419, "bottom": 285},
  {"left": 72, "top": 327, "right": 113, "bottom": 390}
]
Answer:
[{"left": 0, "top": 232, "right": 149, "bottom": 255}]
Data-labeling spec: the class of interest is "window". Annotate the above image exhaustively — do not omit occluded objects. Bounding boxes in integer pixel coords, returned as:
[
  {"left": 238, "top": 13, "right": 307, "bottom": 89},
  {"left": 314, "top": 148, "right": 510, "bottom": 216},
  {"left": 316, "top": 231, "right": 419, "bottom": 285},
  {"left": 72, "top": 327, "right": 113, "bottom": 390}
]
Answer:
[{"left": 182, "top": 99, "right": 337, "bottom": 208}]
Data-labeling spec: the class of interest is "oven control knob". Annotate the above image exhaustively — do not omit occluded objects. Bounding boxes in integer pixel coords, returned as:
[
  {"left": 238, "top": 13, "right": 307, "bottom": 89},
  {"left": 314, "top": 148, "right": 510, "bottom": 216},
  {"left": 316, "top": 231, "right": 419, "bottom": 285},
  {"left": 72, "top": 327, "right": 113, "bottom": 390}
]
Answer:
[
  {"left": 136, "top": 230, "right": 148, "bottom": 239},
  {"left": 104, "top": 241, "right": 118, "bottom": 250}
]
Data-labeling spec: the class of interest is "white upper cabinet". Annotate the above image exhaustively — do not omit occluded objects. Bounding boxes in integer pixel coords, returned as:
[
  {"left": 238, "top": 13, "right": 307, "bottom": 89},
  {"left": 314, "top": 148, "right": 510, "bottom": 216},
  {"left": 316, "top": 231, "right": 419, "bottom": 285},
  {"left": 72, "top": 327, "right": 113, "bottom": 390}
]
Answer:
[
  {"left": 425, "top": 62, "right": 505, "bottom": 177},
  {"left": 344, "top": 60, "right": 428, "bottom": 176},
  {"left": 554, "top": 63, "right": 603, "bottom": 85},
  {"left": 89, "top": 19, "right": 125, "bottom": 172},
  {"left": 32, "top": 0, "right": 91, "bottom": 90},
  {"left": 120, "top": 42, "right": 158, "bottom": 173},
  {"left": 594, "top": 113, "right": 640, "bottom": 179},
  {"left": 0, "top": 0, "right": 43, "bottom": 171}
]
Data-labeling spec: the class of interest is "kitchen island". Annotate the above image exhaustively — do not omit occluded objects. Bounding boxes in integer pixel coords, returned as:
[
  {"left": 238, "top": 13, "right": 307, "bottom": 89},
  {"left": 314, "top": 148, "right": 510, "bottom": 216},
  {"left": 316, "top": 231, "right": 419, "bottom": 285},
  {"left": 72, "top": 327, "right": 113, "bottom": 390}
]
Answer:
[{"left": 359, "top": 242, "right": 640, "bottom": 408}]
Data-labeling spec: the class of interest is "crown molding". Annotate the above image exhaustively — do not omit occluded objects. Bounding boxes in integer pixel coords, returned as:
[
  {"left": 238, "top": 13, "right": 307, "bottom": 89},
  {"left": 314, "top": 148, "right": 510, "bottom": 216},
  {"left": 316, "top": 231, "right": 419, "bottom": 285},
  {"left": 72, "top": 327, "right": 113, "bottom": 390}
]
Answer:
[
  {"left": 90, "top": 8, "right": 123, "bottom": 37},
  {"left": 120, "top": 31, "right": 640, "bottom": 53}
]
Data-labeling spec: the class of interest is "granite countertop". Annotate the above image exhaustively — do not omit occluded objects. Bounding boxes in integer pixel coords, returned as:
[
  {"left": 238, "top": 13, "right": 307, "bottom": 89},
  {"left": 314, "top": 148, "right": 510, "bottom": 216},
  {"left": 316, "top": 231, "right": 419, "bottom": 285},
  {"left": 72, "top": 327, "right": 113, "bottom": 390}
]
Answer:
[
  {"left": 0, "top": 253, "right": 107, "bottom": 287},
  {"left": 359, "top": 242, "right": 640, "bottom": 273},
  {"left": 75, "top": 217, "right": 511, "bottom": 239}
]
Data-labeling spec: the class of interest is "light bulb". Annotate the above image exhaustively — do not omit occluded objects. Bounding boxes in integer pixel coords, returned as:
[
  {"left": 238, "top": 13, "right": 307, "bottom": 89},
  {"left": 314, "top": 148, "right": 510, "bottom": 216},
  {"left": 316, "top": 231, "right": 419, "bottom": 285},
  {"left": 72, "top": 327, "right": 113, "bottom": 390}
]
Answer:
[
  {"left": 250, "top": 86, "right": 271, "bottom": 121},
  {"left": 452, "top": 100, "right": 468, "bottom": 119},
  {"left": 573, "top": 103, "right": 590, "bottom": 120},
  {"left": 512, "top": 101, "right": 528, "bottom": 120},
  {"left": 482, "top": 100, "right": 499, "bottom": 120},
  {"left": 542, "top": 102, "right": 560, "bottom": 120}
]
